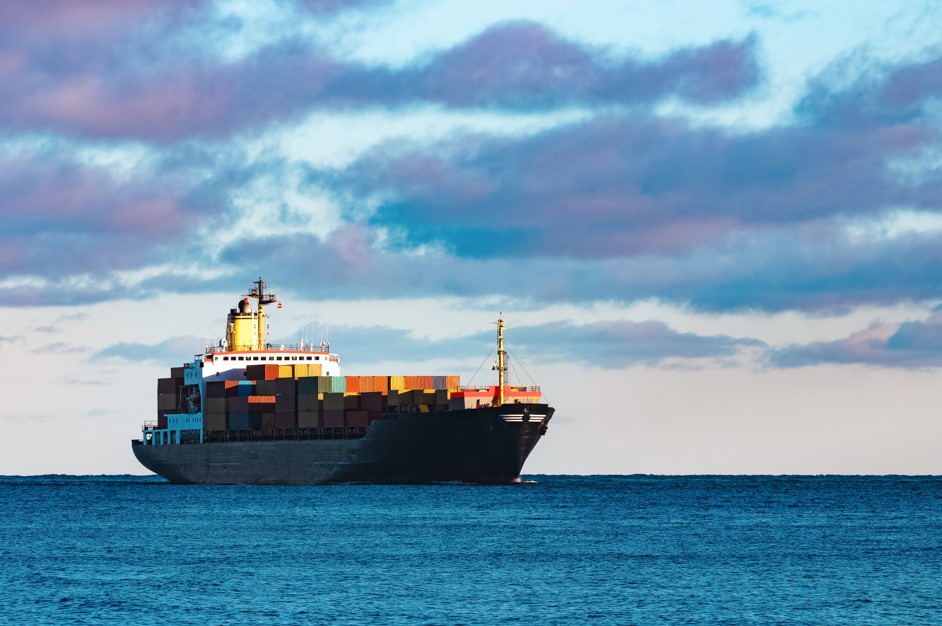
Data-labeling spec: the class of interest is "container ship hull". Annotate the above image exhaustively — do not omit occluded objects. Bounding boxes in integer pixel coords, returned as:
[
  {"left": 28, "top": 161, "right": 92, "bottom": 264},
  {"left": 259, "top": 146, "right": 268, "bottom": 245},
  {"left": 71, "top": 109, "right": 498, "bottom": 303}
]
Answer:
[{"left": 133, "top": 405, "right": 552, "bottom": 485}]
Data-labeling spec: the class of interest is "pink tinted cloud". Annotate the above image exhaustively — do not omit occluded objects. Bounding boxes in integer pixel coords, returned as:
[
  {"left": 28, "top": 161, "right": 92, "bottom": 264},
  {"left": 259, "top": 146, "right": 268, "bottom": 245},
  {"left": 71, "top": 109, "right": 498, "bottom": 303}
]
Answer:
[
  {"left": 4, "top": 46, "right": 341, "bottom": 142},
  {"left": 769, "top": 320, "right": 940, "bottom": 368},
  {"left": 421, "top": 21, "right": 597, "bottom": 107},
  {"left": 416, "top": 22, "right": 758, "bottom": 108},
  {"left": 0, "top": 15, "right": 759, "bottom": 141},
  {"left": 327, "top": 225, "right": 375, "bottom": 274},
  {"left": 0, "top": 1, "right": 205, "bottom": 38},
  {"left": 110, "top": 197, "right": 187, "bottom": 236},
  {"left": 1, "top": 153, "right": 197, "bottom": 253}
]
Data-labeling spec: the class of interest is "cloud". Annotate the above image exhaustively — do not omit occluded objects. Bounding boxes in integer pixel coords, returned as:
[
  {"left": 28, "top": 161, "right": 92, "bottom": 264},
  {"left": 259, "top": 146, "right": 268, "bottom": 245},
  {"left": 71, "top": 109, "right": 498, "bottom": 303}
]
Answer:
[
  {"left": 2, "top": 23, "right": 942, "bottom": 318},
  {"left": 770, "top": 313, "right": 942, "bottom": 368},
  {"left": 277, "top": 319, "right": 760, "bottom": 370},
  {"left": 96, "top": 336, "right": 205, "bottom": 364},
  {"left": 295, "top": 0, "right": 393, "bottom": 15},
  {"left": 0, "top": 150, "right": 233, "bottom": 285},
  {"left": 328, "top": 108, "right": 938, "bottom": 261},
  {"left": 32, "top": 342, "right": 89, "bottom": 355},
  {"left": 332, "top": 24, "right": 759, "bottom": 110},
  {"left": 797, "top": 51, "right": 942, "bottom": 129},
  {"left": 510, "top": 320, "right": 762, "bottom": 368},
  {"left": 0, "top": 16, "right": 758, "bottom": 141},
  {"left": 282, "top": 324, "right": 489, "bottom": 367}
]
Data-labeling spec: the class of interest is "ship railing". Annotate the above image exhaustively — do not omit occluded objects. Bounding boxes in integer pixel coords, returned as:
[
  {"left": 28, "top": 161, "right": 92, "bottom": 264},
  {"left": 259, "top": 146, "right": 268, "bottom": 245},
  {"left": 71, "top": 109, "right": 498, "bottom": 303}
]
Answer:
[
  {"left": 458, "top": 385, "right": 541, "bottom": 392},
  {"left": 200, "top": 427, "right": 369, "bottom": 443},
  {"left": 203, "top": 343, "right": 335, "bottom": 355}
]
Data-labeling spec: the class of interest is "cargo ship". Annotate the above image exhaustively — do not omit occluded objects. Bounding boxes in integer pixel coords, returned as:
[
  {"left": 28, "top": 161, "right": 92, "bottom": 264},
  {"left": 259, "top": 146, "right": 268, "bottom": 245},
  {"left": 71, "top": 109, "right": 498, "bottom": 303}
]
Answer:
[{"left": 131, "top": 278, "right": 553, "bottom": 484}]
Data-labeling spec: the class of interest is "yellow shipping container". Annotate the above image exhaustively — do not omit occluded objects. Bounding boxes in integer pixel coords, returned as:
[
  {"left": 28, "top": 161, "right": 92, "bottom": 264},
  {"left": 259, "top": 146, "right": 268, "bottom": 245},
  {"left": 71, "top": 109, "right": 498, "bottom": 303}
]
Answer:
[
  {"left": 278, "top": 364, "right": 294, "bottom": 378},
  {"left": 389, "top": 375, "right": 406, "bottom": 391}
]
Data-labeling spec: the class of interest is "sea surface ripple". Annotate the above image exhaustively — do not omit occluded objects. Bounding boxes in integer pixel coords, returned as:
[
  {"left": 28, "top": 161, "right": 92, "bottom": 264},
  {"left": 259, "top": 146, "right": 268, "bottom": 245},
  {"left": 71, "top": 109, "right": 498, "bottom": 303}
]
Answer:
[{"left": 1, "top": 475, "right": 940, "bottom": 624}]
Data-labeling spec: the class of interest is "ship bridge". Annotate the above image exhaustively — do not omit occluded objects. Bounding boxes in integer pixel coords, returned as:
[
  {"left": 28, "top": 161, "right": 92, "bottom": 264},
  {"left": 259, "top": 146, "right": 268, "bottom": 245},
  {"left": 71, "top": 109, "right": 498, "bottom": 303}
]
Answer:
[{"left": 197, "top": 344, "right": 341, "bottom": 381}]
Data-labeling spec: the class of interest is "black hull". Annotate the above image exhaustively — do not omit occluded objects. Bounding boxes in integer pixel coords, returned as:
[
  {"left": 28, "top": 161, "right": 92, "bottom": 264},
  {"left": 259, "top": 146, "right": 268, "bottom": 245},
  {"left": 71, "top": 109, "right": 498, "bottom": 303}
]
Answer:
[{"left": 132, "top": 405, "right": 552, "bottom": 485}]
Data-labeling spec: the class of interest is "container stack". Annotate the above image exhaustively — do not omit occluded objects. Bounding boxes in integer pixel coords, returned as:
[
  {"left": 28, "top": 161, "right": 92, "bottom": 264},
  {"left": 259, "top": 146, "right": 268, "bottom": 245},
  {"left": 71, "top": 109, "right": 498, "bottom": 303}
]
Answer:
[
  {"left": 156, "top": 366, "right": 187, "bottom": 428},
  {"left": 275, "top": 378, "right": 296, "bottom": 429},
  {"left": 297, "top": 376, "right": 320, "bottom": 428},
  {"left": 192, "top": 369, "right": 467, "bottom": 433}
]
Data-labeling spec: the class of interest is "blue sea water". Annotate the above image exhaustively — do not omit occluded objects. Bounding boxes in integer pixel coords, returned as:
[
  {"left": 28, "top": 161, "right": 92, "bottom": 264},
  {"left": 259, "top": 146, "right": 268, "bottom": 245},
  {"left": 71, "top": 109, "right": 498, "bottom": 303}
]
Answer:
[{"left": 1, "top": 476, "right": 941, "bottom": 625}]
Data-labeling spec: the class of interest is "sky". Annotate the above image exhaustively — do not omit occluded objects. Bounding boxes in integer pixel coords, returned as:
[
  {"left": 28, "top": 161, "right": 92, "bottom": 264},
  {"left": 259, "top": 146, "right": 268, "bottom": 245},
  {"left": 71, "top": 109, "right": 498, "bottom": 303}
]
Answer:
[{"left": 2, "top": 0, "right": 942, "bottom": 475}]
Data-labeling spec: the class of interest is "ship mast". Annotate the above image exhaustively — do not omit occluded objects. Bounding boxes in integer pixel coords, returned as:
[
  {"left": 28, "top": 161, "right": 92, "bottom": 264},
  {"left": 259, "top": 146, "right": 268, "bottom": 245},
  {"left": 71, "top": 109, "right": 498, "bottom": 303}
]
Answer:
[
  {"left": 493, "top": 314, "right": 507, "bottom": 406},
  {"left": 247, "top": 277, "right": 278, "bottom": 350}
]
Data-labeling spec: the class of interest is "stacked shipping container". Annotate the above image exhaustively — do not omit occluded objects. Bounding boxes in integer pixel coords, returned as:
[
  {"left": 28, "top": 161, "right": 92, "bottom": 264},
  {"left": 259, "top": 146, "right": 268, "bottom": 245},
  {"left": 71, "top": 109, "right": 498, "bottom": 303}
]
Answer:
[{"left": 159, "top": 362, "right": 538, "bottom": 434}]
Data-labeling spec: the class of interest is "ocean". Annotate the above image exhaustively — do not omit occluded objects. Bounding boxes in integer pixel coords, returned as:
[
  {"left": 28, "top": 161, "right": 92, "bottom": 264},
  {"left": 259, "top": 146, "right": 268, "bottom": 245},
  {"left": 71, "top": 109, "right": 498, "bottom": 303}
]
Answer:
[{"left": 1, "top": 475, "right": 940, "bottom": 625}]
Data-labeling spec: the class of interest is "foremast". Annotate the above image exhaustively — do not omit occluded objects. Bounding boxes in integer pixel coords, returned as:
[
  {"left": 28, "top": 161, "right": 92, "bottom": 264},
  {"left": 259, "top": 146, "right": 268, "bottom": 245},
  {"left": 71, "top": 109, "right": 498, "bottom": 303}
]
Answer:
[{"left": 493, "top": 314, "right": 507, "bottom": 406}]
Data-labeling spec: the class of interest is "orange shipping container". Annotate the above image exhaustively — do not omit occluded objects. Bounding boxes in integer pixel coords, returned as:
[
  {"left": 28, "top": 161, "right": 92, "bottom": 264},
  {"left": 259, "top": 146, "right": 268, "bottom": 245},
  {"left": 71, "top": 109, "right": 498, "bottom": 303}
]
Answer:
[
  {"left": 372, "top": 376, "right": 388, "bottom": 394},
  {"left": 346, "top": 376, "right": 360, "bottom": 394}
]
